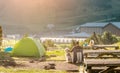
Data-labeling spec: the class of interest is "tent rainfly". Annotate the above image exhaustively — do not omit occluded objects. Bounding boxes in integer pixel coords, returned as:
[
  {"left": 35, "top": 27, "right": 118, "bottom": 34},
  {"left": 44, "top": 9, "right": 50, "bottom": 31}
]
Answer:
[{"left": 12, "top": 37, "right": 45, "bottom": 57}]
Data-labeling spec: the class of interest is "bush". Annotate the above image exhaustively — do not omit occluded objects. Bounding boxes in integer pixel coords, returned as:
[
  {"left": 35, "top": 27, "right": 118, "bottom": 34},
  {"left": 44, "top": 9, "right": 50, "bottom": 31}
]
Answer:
[
  {"left": 86, "top": 31, "right": 118, "bottom": 45},
  {"left": 117, "top": 37, "right": 120, "bottom": 42},
  {"left": 102, "top": 31, "right": 118, "bottom": 44},
  {"left": 86, "top": 32, "right": 102, "bottom": 45},
  {"left": 43, "top": 39, "right": 55, "bottom": 48},
  {"left": 69, "top": 40, "right": 84, "bottom": 49},
  {"left": 0, "top": 52, "right": 16, "bottom": 66}
]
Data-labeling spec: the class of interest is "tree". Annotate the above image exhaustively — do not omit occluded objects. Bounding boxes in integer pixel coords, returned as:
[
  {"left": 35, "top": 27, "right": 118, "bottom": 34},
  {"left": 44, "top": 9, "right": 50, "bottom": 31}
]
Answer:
[
  {"left": 86, "top": 31, "right": 118, "bottom": 45},
  {"left": 88, "top": 32, "right": 100, "bottom": 44},
  {"left": 102, "top": 31, "right": 118, "bottom": 44}
]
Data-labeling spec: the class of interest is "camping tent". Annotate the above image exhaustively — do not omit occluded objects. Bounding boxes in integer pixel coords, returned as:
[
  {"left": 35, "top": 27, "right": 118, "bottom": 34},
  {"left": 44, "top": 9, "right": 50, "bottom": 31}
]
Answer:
[
  {"left": 4, "top": 46, "right": 13, "bottom": 52},
  {"left": 12, "top": 37, "right": 45, "bottom": 57}
]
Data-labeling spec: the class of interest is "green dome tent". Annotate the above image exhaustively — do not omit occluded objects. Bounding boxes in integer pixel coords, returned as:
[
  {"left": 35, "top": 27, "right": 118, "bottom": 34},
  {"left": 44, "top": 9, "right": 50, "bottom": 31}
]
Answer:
[{"left": 12, "top": 37, "right": 45, "bottom": 57}]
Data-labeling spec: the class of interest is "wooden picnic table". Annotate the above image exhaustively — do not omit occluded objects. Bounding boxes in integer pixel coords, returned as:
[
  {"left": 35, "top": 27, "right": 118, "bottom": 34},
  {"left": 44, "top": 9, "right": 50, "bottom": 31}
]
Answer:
[
  {"left": 93, "top": 45, "right": 119, "bottom": 50},
  {"left": 86, "top": 59, "right": 120, "bottom": 73},
  {"left": 83, "top": 50, "right": 120, "bottom": 58},
  {"left": 83, "top": 45, "right": 119, "bottom": 50}
]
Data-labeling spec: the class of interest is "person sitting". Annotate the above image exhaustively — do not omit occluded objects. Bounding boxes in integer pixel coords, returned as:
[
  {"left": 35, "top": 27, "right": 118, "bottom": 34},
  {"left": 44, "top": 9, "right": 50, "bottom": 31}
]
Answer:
[
  {"left": 89, "top": 40, "right": 94, "bottom": 46},
  {"left": 71, "top": 41, "right": 84, "bottom": 64}
]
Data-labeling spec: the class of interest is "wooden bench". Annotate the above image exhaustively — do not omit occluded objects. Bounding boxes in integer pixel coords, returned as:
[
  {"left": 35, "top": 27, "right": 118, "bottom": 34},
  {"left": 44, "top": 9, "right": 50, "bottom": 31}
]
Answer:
[
  {"left": 84, "top": 50, "right": 120, "bottom": 58},
  {"left": 86, "top": 59, "right": 120, "bottom": 73},
  {"left": 93, "top": 45, "right": 119, "bottom": 50},
  {"left": 83, "top": 45, "right": 119, "bottom": 50}
]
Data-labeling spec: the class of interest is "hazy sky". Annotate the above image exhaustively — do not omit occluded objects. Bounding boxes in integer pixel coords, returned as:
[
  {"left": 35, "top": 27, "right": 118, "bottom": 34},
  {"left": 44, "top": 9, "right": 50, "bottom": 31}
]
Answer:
[
  {"left": 0, "top": 0, "right": 80, "bottom": 33},
  {"left": 0, "top": 0, "right": 77, "bottom": 25},
  {"left": 0, "top": 0, "right": 118, "bottom": 34}
]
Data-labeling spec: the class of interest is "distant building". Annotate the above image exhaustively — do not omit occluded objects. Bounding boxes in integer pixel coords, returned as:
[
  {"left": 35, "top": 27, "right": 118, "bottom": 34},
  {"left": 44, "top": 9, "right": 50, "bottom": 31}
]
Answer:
[
  {"left": 64, "top": 32, "right": 90, "bottom": 38},
  {"left": 40, "top": 37, "right": 85, "bottom": 44},
  {"left": 79, "top": 22, "right": 120, "bottom": 36}
]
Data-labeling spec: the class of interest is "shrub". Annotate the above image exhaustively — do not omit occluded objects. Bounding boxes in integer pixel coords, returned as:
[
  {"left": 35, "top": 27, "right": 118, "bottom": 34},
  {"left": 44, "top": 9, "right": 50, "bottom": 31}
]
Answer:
[
  {"left": 86, "top": 32, "right": 102, "bottom": 45},
  {"left": 43, "top": 39, "right": 55, "bottom": 48},
  {"left": 86, "top": 31, "right": 118, "bottom": 45},
  {"left": 0, "top": 52, "right": 16, "bottom": 66},
  {"left": 101, "top": 31, "right": 118, "bottom": 44}
]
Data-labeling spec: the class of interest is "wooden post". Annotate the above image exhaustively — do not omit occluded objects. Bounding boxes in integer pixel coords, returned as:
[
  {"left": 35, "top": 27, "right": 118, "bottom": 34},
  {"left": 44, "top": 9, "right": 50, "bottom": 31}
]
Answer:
[
  {"left": 87, "top": 66, "right": 92, "bottom": 73},
  {"left": 99, "top": 66, "right": 117, "bottom": 73}
]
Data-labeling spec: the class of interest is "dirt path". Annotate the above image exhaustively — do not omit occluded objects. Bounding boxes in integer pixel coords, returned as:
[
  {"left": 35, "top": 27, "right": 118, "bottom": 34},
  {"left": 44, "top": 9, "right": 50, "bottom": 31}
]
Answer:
[
  {"left": 16, "top": 60, "right": 79, "bottom": 70},
  {"left": 14, "top": 60, "right": 80, "bottom": 73}
]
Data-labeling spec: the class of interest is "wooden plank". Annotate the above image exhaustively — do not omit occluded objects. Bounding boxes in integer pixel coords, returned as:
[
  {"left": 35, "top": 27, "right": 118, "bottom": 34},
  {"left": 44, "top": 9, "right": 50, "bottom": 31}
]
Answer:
[
  {"left": 85, "top": 59, "right": 120, "bottom": 73},
  {"left": 93, "top": 45, "right": 119, "bottom": 50},
  {"left": 84, "top": 50, "right": 120, "bottom": 58},
  {"left": 84, "top": 50, "right": 120, "bottom": 54},
  {"left": 99, "top": 66, "right": 117, "bottom": 73},
  {"left": 83, "top": 45, "right": 119, "bottom": 49},
  {"left": 86, "top": 59, "right": 120, "bottom": 67},
  {"left": 93, "top": 45, "right": 118, "bottom": 47},
  {"left": 92, "top": 67, "right": 120, "bottom": 70}
]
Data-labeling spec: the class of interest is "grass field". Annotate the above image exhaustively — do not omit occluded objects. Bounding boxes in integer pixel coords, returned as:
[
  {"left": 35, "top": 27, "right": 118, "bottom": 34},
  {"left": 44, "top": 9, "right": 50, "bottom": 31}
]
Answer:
[
  {"left": 0, "top": 49, "right": 67, "bottom": 73},
  {"left": 0, "top": 67, "right": 67, "bottom": 73},
  {"left": 46, "top": 49, "right": 66, "bottom": 61}
]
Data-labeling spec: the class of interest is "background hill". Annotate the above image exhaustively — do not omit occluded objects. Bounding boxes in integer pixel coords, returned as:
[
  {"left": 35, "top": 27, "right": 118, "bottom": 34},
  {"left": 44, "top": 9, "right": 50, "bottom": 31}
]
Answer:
[{"left": 0, "top": 0, "right": 120, "bottom": 35}]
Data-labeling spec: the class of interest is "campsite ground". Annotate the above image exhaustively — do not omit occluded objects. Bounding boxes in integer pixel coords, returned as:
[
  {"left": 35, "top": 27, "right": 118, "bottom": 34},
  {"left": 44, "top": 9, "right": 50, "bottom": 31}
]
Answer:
[
  {"left": 1, "top": 49, "right": 120, "bottom": 73},
  {"left": 1, "top": 40, "right": 80, "bottom": 73},
  {"left": 13, "top": 49, "right": 79, "bottom": 73},
  {"left": 0, "top": 49, "right": 80, "bottom": 73},
  {"left": 0, "top": 61, "right": 79, "bottom": 73},
  {"left": 15, "top": 60, "right": 79, "bottom": 72}
]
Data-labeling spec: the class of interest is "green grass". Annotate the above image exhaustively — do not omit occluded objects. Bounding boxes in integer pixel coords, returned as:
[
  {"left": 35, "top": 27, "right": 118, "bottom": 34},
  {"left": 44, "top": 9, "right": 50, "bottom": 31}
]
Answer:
[
  {"left": 0, "top": 67, "right": 67, "bottom": 73},
  {"left": 0, "top": 49, "right": 67, "bottom": 73},
  {"left": 46, "top": 49, "right": 65, "bottom": 56},
  {"left": 106, "top": 42, "right": 120, "bottom": 50},
  {"left": 46, "top": 49, "right": 66, "bottom": 61},
  {"left": 56, "top": 44, "right": 71, "bottom": 49}
]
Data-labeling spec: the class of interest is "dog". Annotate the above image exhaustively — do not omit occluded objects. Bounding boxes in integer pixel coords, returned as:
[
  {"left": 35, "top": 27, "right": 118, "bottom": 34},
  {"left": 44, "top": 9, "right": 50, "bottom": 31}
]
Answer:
[{"left": 64, "top": 48, "right": 72, "bottom": 63}]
